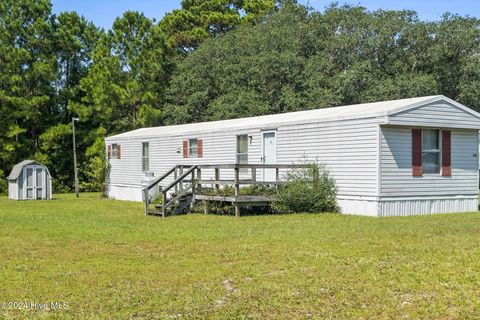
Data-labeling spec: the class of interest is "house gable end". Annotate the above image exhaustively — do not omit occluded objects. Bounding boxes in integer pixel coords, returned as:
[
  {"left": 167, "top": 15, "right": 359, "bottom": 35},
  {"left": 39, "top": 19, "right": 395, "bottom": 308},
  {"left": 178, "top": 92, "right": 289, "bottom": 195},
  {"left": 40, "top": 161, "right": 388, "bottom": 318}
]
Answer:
[{"left": 386, "top": 98, "right": 480, "bottom": 129}]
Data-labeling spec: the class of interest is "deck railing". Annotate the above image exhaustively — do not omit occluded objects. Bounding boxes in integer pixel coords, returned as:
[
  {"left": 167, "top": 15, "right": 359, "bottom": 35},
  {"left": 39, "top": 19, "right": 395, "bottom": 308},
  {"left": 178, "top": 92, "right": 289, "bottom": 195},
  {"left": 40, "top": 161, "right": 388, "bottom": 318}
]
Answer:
[{"left": 143, "top": 163, "right": 308, "bottom": 217}]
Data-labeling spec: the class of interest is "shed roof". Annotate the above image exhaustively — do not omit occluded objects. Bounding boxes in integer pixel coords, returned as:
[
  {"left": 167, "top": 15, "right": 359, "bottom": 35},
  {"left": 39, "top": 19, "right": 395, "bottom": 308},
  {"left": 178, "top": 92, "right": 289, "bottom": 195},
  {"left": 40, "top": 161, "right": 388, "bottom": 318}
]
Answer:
[
  {"left": 106, "top": 95, "right": 480, "bottom": 141},
  {"left": 7, "top": 160, "right": 50, "bottom": 181}
]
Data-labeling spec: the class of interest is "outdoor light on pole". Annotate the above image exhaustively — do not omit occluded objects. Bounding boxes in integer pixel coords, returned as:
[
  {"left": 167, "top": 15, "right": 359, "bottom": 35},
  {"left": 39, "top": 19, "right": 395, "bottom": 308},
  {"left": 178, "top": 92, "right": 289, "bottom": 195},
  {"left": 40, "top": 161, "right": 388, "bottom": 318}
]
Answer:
[{"left": 72, "top": 117, "right": 80, "bottom": 198}]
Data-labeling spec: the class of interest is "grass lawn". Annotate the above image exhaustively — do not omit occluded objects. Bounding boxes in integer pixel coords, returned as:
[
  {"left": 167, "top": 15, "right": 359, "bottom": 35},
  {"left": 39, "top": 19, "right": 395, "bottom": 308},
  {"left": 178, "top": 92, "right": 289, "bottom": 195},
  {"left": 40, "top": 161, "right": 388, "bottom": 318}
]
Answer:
[{"left": 1, "top": 193, "right": 480, "bottom": 319}]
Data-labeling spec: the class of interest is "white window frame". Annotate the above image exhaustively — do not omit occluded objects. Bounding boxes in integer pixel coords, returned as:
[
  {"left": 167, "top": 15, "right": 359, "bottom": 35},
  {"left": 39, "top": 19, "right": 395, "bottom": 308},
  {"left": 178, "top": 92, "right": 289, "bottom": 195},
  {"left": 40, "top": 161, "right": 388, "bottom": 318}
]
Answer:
[
  {"left": 142, "top": 142, "right": 149, "bottom": 172},
  {"left": 111, "top": 144, "right": 118, "bottom": 159},
  {"left": 188, "top": 138, "right": 198, "bottom": 158},
  {"left": 422, "top": 128, "right": 441, "bottom": 175},
  {"left": 236, "top": 134, "right": 248, "bottom": 164}
]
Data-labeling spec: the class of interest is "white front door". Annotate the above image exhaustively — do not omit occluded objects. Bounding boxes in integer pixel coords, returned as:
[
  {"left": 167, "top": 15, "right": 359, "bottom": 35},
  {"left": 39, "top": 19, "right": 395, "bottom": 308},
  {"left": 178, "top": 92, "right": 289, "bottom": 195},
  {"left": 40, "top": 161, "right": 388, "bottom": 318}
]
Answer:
[{"left": 262, "top": 131, "right": 277, "bottom": 181}]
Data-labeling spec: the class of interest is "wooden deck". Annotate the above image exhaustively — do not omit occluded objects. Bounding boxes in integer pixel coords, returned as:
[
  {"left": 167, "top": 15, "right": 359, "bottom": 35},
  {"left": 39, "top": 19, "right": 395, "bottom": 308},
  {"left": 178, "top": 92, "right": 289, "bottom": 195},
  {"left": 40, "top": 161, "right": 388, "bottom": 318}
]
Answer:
[{"left": 143, "top": 163, "right": 307, "bottom": 217}]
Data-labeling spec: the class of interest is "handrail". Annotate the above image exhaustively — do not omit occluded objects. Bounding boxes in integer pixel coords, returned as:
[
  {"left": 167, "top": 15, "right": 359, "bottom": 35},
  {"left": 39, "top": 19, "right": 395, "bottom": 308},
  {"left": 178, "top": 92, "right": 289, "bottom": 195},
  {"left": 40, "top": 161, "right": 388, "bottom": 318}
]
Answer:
[
  {"left": 143, "top": 164, "right": 188, "bottom": 216},
  {"left": 144, "top": 165, "right": 194, "bottom": 191},
  {"left": 164, "top": 184, "right": 194, "bottom": 209},
  {"left": 159, "top": 165, "right": 198, "bottom": 218},
  {"left": 144, "top": 164, "right": 305, "bottom": 193},
  {"left": 197, "top": 164, "right": 307, "bottom": 169},
  {"left": 145, "top": 166, "right": 175, "bottom": 191},
  {"left": 163, "top": 166, "right": 198, "bottom": 194}
]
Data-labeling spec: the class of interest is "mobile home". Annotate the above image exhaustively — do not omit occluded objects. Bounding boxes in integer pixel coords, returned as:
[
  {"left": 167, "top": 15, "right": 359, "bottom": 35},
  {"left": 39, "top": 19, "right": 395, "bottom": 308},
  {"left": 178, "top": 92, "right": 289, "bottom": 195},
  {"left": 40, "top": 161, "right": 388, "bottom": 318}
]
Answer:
[{"left": 105, "top": 95, "right": 480, "bottom": 216}]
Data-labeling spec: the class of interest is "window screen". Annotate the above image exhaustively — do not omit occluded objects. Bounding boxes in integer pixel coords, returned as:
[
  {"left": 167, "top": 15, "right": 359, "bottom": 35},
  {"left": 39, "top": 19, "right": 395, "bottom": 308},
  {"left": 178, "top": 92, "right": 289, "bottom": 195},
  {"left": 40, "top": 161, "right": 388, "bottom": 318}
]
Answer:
[
  {"left": 236, "top": 135, "right": 248, "bottom": 164},
  {"left": 422, "top": 129, "right": 440, "bottom": 174},
  {"left": 111, "top": 144, "right": 118, "bottom": 159},
  {"left": 189, "top": 139, "right": 198, "bottom": 157},
  {"left": 142, "top": 142, "right": 149, "bottom": 172}
]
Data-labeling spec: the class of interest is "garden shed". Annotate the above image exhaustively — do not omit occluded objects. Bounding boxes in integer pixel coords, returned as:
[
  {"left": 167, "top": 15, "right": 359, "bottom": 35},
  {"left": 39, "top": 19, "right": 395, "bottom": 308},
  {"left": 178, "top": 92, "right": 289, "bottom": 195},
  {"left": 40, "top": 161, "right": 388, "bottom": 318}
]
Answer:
[
  {"left": 105, "top": 95, "right": 480, "bottom": 216},
  {"left": 7, "top": 160, "right": 52, "bottom": 200}
]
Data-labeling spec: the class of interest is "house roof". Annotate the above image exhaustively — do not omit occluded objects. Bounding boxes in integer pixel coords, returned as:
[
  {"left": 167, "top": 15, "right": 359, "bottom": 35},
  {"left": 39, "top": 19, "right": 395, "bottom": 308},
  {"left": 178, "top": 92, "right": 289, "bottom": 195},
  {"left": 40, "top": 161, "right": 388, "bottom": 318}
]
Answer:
[
  {"left": 106, "top": 95, "right": 480, "bottom": 141},
  {"left": 7, "top": 160, "right": 50, "bottom": 181}
]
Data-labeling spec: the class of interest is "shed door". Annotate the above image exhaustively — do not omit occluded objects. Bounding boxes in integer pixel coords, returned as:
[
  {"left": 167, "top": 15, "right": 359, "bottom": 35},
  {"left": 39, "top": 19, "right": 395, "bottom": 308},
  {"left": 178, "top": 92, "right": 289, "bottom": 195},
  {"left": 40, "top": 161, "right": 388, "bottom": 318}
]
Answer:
[
  {"left": 35, "top": 167, "right": 44, "bottom": 199},
  {"left": 24, "top": 166, "right": 45, "bottom": 200},
  {"left": 25, "top": 167, "right": 34, "bottom": 199},
  {"left": 262, "top": 131, "right": 277, "bottom": 181}
]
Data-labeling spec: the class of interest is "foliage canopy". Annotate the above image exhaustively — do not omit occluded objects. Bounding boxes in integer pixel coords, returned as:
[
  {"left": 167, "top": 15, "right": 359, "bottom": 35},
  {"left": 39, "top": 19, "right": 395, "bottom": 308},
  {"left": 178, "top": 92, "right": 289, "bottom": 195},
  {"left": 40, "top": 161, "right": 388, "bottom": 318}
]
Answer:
[{"left": 1, "top": 0, "right": 480, "bottom": 193}]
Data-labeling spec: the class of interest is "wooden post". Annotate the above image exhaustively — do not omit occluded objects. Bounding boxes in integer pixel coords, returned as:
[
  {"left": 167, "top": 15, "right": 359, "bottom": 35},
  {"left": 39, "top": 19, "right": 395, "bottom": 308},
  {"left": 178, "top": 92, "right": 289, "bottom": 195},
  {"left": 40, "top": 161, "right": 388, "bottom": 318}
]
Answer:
[
  {"left": 203, "top": 200, "right": 208, "bottom": 215},
  {"left": 191, "top": 169, "right": 195, "bottom": 194},
  {"left": 215, "top": 168, "right": 220, "bottom": 192},
  {"left": 234, "top": 166, "right": 240, "bottom": 217},
  {"left": 161, "top": 191, "right": 167, "bottom": 218},
  {"left": 251, "top": 166, "right": 256, "bottom": 184},
  {"left": 174, "top": 166, "right": 178, "bottom": 194},
  {"left": 143, "top": 188, "right": 149, "bottom": 216},
  {"left": 275, "top": 167, "right": 280, "bottom": 190},
  {"left": 196, "top": 167, "right": 202, "bottom": 193},
  {"left": 190, "top": 169, "right": 196, "bottom": 211},
  {"left": 179, "top": 166, "right": 184, "bottom": 193}
]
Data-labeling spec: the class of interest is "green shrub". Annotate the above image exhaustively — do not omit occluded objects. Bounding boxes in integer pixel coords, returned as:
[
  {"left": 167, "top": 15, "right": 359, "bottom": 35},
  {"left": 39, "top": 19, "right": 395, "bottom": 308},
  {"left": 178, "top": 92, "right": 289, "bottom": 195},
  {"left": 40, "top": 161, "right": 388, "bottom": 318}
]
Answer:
[
  {"left": 0, "top": 169, "right": 7, "bottom": 195},
  {"left": 150, "top": 192, "right": 163, "bottom": 205},
  {"left": 273, "top": 162, "right": 338, "bottom": 214},
  {"left": 52, "top": 180, "right": 71, "bottom": 194},
  {"left": 191, "top": 200, "right": 235, "bottom": 215},
  {"left": 192, "top": 185, "right": 277, "bottom": 215}
]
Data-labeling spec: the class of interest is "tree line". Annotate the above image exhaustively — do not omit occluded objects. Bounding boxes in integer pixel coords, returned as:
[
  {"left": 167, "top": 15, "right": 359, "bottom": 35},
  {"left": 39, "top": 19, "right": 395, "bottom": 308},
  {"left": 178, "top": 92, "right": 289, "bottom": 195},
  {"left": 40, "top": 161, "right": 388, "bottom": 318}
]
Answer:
[{"left": 1, "top": 0, "right": 479, "bottom": 194}]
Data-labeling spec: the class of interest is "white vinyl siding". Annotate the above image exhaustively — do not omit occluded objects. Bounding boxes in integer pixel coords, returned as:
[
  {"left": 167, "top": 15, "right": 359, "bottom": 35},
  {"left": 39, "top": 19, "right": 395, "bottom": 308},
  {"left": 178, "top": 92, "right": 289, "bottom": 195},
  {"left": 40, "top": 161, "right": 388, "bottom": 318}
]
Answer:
[
  {"left": 106, "top": 117, "right": 381, "bottom": 198},
  {"left": 388, "top": 101, "right": 480, "bottom": 129},
  {"left": 107, "top": 141, "right": 143, "bottom": 187},
  {"left": 276, "top": 118, "right": 380, "bottom": 197},
  {"left": 380, "top": 126, "right": 479, "bottom": 197},
  {"left": 106, "top": 129, "right": 262, "bottom": 192}
]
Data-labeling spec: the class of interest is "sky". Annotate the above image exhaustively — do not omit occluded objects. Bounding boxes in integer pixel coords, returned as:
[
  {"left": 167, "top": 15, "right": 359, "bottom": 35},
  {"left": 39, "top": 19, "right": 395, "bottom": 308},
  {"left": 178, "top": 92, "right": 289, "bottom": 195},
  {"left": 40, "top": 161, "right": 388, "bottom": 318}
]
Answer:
[{"left": 51, "top": 0, "right": 480, "bottom": 30}]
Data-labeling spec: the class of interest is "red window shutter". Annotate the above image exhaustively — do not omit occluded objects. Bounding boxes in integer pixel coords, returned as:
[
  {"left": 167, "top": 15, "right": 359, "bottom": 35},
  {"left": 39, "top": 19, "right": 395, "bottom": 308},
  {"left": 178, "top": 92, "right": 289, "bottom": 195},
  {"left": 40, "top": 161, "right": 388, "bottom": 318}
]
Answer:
[
  {"left": 117, "top": 144, "right": 121, "bottom": 159},
  {"left": 183, "top": 140, "right": 188, "bottom": 158},
  {"left": 412, "top": 129, "right": 422, "bottom": 176},
  {"left": 198, "top": 139, "right": 203, "bottom": 158},
  {"left": 442, "top": 130, "right": 451, "bottom": 176},
  {"left": 107, "top": 145, "right": 112, "bottom": 159}
]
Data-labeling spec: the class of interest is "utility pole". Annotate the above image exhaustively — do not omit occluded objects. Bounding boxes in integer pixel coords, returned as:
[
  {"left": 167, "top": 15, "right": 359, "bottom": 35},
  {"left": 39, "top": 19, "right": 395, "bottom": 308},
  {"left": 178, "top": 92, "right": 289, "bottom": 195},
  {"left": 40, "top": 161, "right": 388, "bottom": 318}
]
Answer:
[{"left": 72, "top": 117, "right": 80, "bottom": 198}]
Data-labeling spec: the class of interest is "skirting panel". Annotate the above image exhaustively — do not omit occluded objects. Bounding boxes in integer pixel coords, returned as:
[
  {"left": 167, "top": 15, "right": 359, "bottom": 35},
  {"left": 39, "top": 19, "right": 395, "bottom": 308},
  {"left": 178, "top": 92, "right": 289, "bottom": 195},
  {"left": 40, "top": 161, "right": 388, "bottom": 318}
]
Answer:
[
  {"left": 107, "top": 186, "right": 478, "bottom": 217},
  {"left": 379, "top": 196, "right": 478, "bottom": 217},
  {"left": 337, "top": 198, "right": 379, "bottom": 216},
  {"left": 107, "top": 185, "right": 143, "bottom": 202}
]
